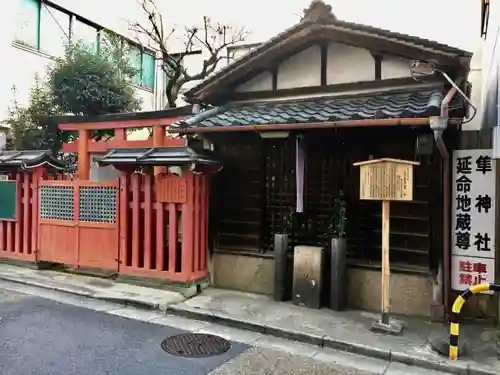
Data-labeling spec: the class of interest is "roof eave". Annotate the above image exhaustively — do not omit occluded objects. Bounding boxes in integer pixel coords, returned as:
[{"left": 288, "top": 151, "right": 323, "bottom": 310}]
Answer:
[
  {"left": 96, "top": 147, "right": 220, "bottom": 168},
  {"left": 53, "top": 105, "right": 194, "bottom": 126},
  {"left": 0, "top": 150, "right": 67, "bottom": 171}
]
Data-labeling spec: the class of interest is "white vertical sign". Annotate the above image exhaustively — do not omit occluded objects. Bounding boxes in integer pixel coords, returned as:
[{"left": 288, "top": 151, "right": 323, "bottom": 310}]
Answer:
[{"left": 451, "top": 149, "right": 496, "bottom": 292}]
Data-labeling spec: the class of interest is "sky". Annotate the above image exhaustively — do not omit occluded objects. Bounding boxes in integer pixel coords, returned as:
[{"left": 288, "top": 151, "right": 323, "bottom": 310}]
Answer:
[{"left": 153, "top": 0, "right": 482, "bottom": 52}]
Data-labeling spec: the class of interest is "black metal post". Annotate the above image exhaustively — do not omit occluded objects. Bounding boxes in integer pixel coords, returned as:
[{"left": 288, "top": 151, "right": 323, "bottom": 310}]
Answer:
[
  {"left": 330, "top": 238, "right": 347, "bottom": 311},
  {"left": 273, "top": 233, "right": 288, "bottom": 302}
]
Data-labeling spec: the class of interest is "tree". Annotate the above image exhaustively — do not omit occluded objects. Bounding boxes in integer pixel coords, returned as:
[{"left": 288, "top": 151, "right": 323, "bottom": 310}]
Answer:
[
  {"left": 48, "top": 36, "right": 141, "bottom": 117},
  {"left": 131, "top": 0, "right": 248, "bottom": 108},
  {"left": 5, "top": 75, "right": 67, "bottom": 153},
  {"left": 6, "top": 35, "right": 142, "bottom": 154}
]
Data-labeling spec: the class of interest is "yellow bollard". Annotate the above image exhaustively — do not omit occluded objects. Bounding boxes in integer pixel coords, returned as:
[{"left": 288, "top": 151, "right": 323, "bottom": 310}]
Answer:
[{"left": 449, "top": 283, "right": 500, "bottom": 360}]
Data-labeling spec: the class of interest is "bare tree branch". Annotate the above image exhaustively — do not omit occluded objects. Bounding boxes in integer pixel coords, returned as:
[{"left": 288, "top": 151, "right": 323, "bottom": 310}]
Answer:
[{"left": 130, "top": 0, "right": 248, "bottom": 108}]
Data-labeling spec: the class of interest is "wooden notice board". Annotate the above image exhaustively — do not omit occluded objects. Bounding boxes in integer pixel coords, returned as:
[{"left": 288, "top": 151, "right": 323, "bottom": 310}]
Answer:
[
  {"left": 156, "top": 175, "right": 187, "bottom": 204},
  {"left": 353, "top": 158, "right": 419, "bottom": 330},
  {"left": 0, "top": 180, "right": 17, "bottom": 220},
  {"left": 354, "top": 158, "right": 419, "bottom": 201}
]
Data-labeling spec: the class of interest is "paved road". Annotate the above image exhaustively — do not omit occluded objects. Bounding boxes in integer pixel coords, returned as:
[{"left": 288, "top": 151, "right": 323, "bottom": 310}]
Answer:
[
  {"left": 0, "top": 288, "right": 248, "bottom": 375},
  {"left": 0, "top": 286, "right": 445, "bottom": 375}
]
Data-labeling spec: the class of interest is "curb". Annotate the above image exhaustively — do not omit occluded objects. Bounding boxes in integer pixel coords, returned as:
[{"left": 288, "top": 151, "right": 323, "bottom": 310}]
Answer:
[
  {"left": 0, "top": 272, "right": 495, "bottom": 375},
  {"left": 0, "top": 274, "right": 161, "bottom": 311},
  {"left": 166, "top": 305, "right": 495, "bottom": 375}
]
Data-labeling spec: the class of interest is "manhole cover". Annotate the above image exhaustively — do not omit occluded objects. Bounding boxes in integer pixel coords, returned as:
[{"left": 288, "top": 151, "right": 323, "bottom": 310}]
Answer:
[{"left": 161, "top": 333, "right": 231, "bottom": 358}]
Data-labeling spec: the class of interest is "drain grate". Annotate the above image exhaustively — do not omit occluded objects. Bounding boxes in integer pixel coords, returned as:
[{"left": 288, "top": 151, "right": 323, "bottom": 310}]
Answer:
[{"left": 161, "top": 333, "right": 231, "bottom": 358}]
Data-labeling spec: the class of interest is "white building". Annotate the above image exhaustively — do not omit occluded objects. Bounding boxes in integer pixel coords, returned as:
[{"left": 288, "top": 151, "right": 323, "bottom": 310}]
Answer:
[
  {"left": 481, "top": 0, "right": 500, "bottom": 140},
  {"left": 0, "top": 0, "right": 482, "bottom": 129},
  {"left": 0, "top": 0, "right": 164, "bottom": 122},
  {"left": 0, "top": 0, "right": 261, "bottom": 123}
]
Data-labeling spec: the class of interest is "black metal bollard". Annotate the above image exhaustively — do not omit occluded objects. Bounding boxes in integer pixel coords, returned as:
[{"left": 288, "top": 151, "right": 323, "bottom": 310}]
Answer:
[
  {"left": 273, "top": 233, "right": 289, "bottom": 302},
  {"left": 330, "top": 238, "right": 347, "bottom": 311}
]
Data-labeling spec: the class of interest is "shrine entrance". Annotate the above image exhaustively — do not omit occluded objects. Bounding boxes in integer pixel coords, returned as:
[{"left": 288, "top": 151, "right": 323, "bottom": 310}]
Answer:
[
  {"left": 43, "top": 106, "right": 220, "bottom": 282},
  {"left": 38, "top": 179, "right": 119, "bottom": 271}
]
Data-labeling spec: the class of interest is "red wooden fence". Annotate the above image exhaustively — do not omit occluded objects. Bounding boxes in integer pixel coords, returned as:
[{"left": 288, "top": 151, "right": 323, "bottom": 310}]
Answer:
[
  {"left": 118, "top": 172, "right": 209, "bottom": 283},
  {"left": 37, "top": 179, "right": 119, "bottom": 270},
  {"left": 0, "top": 170, "right": 209, "bottom": 284},
  {"left": 77, "top": 180, "right": 119, "bottom": 271},
  {"left": 38, "top": 179, "right": 78, "bottom": 266},
  {"left": 0, "top": 172, "right": 37, "bottom": 262}
]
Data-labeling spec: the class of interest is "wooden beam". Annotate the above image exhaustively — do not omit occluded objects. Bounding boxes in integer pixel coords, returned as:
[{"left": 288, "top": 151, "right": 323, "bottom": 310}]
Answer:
[
  {"left": 211, "top": 76, "right": 443, "bottom": 105},
  {"left": 193, "top": 25, "right": 465, "bottom": 104},
  {"left": 152, "top": 126, "right": 165, "bottom": 147},
  {"left": 320, "top": 42, "right": 328, "bottom": 86},
  {"left": 62, "top": 138, "right": 184, "bottom": 154},
  {"left": 115, "top": 129, "right": 126, "bottom": 141},
  {"left": 77, "top": 129, "right": 90, "bottom": 180},
  {"left": 168, "top": 118, "right": 430, "bottom": 134},
  {"left": 59, "top": 116, "right": 186, "bottom": 131},
  {"left": 272, "top": 67, "right": 278, "bottom": 91},
  {"left": 152, "top": 126, "right": 167, "bottom": 175},
  {"left": 372, "top": 53, "right": 382, "bottom": 80}
]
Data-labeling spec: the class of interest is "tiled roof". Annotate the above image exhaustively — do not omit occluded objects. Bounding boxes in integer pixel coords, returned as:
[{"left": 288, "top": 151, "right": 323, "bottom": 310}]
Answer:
[
  {"left": 54, "top": 105, "right": 193, "bottom": 125},
  {"left": 179, "top": 88, "right": 464, "bottom": 128},
  {"left": 0, "top": 150, "right": 66, "bottom": 171},
  {"left": 97, "top": 147, "right": 220, "bottom": 167}
]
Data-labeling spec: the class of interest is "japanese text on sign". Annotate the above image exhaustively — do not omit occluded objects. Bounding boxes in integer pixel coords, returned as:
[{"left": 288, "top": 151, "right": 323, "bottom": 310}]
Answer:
[
  {"left": 354, "top": 158, "right": 418, "bottom": 201},
  {"left": 451, "top": 256, "right": 495, "bottom": 292},
  {"left": 451, "top": 149, "right": 496, "bottom": 291},
  {"left": 452, "top": 150, "right": 495, "bottom": 256}
]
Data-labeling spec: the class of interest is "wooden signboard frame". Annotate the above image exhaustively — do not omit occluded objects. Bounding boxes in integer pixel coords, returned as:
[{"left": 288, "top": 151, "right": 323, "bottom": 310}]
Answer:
[
  {"left": 0, "top": 180, "right": 17, "bottom": 221},
  {"left": 353, "top": 158, "right": 419, "bottom": 334},
  {"left": 156, "top": 175, "right": 188, "bottom": 204}
]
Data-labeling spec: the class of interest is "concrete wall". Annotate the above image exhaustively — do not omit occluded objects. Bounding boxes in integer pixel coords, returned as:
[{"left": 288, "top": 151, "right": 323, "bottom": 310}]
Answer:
[
  {"left": 212, "top": 252, "right": 434, "bottom": 318},
  {"left": 89, "top": 154, "right": 121, "bottom": 181},
  {"left": 461, "top": 41, "right": 485, "bottom": 132}
]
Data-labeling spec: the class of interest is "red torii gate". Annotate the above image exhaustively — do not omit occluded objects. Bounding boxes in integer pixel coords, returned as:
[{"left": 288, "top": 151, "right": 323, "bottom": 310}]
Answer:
[
  {"left": 58, "top": 107, "right": 192, "bottom": 179},
  {"left": 44, "top": 106, "right": 217, "bottom": 283}
]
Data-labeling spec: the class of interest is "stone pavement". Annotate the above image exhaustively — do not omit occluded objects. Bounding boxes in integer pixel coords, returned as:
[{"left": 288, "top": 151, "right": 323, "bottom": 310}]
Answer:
[
  {"left": 0, "top": 263, "right": 497, "bottom": 375},
  {"left": 0, "top": 263, "right": 185, "bottom": 310},
  {"left": 208, "top": 348, "right": 451, "bottom": 375},
  {"left": 168, "top": 289, "right": 498, "bottom": 375}
]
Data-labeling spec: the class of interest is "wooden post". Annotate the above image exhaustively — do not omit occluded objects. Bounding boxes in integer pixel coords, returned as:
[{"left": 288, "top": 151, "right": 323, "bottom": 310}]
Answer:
[
  {"left": 353, "top": 158, "right": 420, "bottom": 335},
  {"left": 77, "top": 129, "right": 90, "bottom": 180},
  {"left": 152, "top": 126, "right": 166, "bottom": 176},
  {"left": 115, "top": 129, "right": 126, "bottom": 141},
  {"left": 381, "top": 200, "right": 390, "bottom": 324}
]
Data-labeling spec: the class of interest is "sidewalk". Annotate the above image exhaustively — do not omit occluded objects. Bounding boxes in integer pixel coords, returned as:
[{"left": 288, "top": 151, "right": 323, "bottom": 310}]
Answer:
[
  {"left": 0, "top": 263, "right": 185, "bottom": 310},
  {"left": 0, "top": 263, "right": 497, "bottom": 375},
  {"left": 167, "top": 289, "right": 498, "bottom": 375}
]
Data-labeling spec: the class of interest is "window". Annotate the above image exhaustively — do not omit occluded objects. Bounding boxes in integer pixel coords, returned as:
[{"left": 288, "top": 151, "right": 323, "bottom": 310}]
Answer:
[
  {"left": 99, "top": 31, "right": 120, "bottom": 60},
  {"left": 12, "top": 0, "right": 156, "bottom": 90},
  {"left": 127, "top": 44, "right": 142, "bottom": 85},
  {"left": 40, "top": 5, "right": 70, "bottom": 57},
  {"left": 127, "top": 43, "right": 156, "bottom": 90},
  {"left": 14, "top": 0, "right": 70, "bottom": 55},
  {"left": 72, "top": 19, "right": 99, "bottom": 54},
  {"left": 142, "top": 52, "right": 156, "bottom": 89},
  {"left": 15, "top": 0, "right": 40, "bottom": 48}
]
